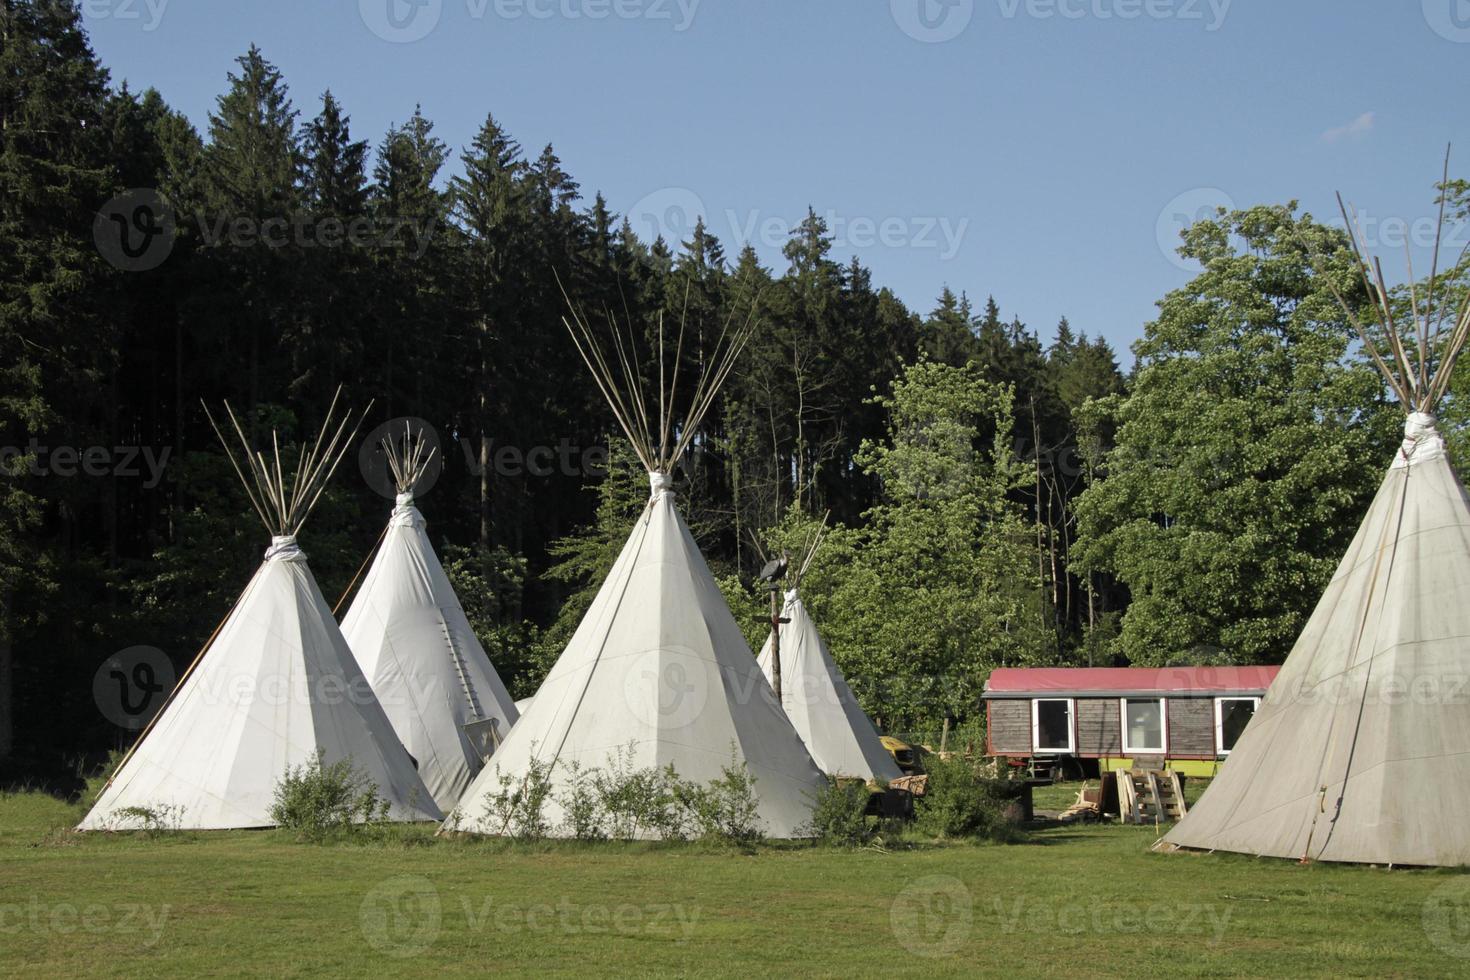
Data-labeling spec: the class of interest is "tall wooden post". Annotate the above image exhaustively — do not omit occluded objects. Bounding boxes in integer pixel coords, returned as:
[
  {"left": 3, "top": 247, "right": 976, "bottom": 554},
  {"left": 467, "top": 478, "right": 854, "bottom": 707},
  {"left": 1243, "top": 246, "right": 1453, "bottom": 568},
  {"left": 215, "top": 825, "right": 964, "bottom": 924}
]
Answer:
[{"left": 768, "top": 586, "right": 783, "bottom": 702}]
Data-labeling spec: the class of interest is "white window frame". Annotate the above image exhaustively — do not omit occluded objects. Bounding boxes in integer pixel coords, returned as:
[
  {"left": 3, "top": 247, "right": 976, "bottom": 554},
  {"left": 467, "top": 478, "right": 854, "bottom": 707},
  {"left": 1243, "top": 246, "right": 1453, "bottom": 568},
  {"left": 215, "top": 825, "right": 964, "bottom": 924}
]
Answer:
[
  {"left": 1121, "top": 698, "right": 1168, "bottom": 755},
  {"left": 1214, "top": 696, "right": 1261, "bottom": 756},
  {"left": 1031, "top": 698, "right": 1075, "bottom": 755}
]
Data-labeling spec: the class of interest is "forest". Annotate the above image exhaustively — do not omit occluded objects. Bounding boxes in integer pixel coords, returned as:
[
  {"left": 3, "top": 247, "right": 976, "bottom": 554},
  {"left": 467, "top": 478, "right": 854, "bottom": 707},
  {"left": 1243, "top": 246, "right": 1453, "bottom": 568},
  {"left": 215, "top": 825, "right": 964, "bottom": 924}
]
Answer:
[{"left": 2, "top": 1, "right": 1467, "bottom": 783}]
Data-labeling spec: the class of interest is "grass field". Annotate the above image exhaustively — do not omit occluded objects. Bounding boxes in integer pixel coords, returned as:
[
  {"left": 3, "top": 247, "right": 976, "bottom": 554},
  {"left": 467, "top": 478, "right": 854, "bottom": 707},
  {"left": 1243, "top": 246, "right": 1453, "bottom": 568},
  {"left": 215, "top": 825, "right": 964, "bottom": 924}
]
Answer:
[{"left": 4, "top": 786, "right": 1470, "bottom": 978}]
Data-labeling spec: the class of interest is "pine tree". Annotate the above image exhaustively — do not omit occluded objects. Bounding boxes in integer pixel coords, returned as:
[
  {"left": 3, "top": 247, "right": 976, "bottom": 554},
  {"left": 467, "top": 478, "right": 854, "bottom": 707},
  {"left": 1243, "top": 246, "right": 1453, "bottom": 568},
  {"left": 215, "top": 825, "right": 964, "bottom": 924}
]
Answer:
[
  {"left": 200, "top": 45, "right": 302, "bottom": 413},
  {"left": 301, "top": 91, "right": 368, "bottom": 216},
  {"left": 295, "top": 90, "right": 371, "bottom": 393},
  {"left": 451, "top": 112, "right": 528, "bottom": 548},
  {"left": 0, "top": 0, "right": 115, "bottom": 762}
]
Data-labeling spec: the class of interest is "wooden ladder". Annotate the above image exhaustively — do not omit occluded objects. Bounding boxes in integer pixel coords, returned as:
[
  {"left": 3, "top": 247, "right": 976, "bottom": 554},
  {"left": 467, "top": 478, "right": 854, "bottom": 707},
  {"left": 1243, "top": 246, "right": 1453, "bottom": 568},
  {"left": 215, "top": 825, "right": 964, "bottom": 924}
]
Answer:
[
  {"left": 1117, "top": 769, "right": 1188, "bottom": 824},
  {"left": 439, "top": 614, "right": 484, "bottom": 721}
]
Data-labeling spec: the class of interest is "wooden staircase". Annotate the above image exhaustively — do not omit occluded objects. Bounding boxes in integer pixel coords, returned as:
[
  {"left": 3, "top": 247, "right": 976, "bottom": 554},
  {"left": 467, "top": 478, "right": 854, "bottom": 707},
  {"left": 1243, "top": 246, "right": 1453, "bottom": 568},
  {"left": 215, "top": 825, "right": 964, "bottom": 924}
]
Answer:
[{"left": 1116, "top": 768, "right": 1188, "bottom": 825}]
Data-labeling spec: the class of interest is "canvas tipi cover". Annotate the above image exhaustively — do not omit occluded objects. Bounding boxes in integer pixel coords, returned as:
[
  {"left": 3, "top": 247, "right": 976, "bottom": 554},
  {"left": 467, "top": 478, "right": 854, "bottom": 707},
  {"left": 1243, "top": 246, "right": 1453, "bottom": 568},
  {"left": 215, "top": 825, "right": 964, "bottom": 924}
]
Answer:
[
  {"left": 757, "top": 590, "right": 902, "bottom": 783},
  {"left": 1161, "top": 171, "right": 1470, "bottom": 867},
  {"left": 81, "top": 537, "right": 443, "bottom": 830},
  {"left": 1162, "top": 416, "right": 1470, "bottom": 865},
  {"left": 454, "top": 479, "right": 827, "bottom": 837},
  {"left": 341, "top": 494, "right": 520, "bottom": 811}
]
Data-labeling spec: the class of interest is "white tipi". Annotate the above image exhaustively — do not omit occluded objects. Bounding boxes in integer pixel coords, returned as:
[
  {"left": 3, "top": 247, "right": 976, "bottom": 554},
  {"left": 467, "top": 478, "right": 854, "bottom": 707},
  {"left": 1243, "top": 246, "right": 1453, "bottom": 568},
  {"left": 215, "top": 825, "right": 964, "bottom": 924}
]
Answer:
[
  {"left": 1161, "top": 173, "right": 1470, "bottom": 866},
  {"left": 342, "top": 423, "right": 519, "bottom": 811},
  {"left": 80, "top": 395, "right": 442, "bottom": 830},
  {"left": 755, "top": 524, "right": 902, "bottom": 783},
  {"left": 451, "top": 305, "right": 827, "bottom": 838}
]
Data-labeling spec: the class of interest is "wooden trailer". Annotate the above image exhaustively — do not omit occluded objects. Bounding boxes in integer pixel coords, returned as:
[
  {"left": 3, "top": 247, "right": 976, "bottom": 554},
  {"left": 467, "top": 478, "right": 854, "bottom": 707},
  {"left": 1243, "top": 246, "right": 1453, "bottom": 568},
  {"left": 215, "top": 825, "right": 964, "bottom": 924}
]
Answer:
[{"left": 983, "top": 666, "right": 1280, "bottom": 779}]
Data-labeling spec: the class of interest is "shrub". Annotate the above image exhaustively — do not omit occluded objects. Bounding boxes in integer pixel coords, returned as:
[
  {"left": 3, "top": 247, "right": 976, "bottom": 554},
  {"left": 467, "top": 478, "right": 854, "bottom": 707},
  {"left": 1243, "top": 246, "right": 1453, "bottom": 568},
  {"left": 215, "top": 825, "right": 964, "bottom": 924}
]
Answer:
[
  {"left": 479, "top": 757, "right": 554, "bottom": 841},
  {"left": 559, "top": 761, "right": 605, "bottom": 841},
  {"left": 110, "top": 804, "right": 186, "bottom": 836},
  {"left": 592, "top": 746, "right": 688, "bottom": 841},
  {"left": 269, "top": 752, "right": 389, "bottom": 841},
  {"left": 677, "top": 751, "right": 765, "bottom": 846},
  {"left": 802, "top": 777, "right": 876, "bottom": 846},
  {"left": 915, "top": 755, "right": 1025, "bottom": 841}
]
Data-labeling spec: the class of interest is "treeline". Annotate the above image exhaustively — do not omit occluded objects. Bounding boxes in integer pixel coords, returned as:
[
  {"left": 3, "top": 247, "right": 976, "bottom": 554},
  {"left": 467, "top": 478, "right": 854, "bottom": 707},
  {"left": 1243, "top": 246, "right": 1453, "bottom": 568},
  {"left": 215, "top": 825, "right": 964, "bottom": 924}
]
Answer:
[
  {"left": 5, "top": 2, "right": 1464, "bottom": 780},
  {"left": 0, "top": 3, "right": 1128, "bottom": 775}
]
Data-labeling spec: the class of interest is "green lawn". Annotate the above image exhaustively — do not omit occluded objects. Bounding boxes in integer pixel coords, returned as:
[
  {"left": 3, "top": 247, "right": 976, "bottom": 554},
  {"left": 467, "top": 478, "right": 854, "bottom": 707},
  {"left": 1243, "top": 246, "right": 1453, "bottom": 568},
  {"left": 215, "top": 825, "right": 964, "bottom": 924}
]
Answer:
[{"left": 3, "top": 789, "right": 1469, "bottom": 978}]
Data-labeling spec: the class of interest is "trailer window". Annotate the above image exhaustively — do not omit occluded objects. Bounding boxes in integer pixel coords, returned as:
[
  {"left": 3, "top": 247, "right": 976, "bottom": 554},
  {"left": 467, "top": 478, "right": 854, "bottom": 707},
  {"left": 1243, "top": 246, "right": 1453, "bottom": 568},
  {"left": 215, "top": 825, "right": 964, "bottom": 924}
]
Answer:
[
  {"left": 1122, "top": 698, "right": 1166, "bottom": 754},
  {"left": 1032, "top": 699, "right": 1074, "bottom": 754},
  {"left": 1215, "top": 697, "right": 1260, "bottom": 754}
]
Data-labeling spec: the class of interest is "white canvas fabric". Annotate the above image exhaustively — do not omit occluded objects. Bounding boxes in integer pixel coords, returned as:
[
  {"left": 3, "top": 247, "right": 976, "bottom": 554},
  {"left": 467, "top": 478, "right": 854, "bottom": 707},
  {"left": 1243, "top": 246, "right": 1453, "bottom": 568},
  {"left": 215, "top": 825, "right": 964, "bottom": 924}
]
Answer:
[
  {"left": 757, "top": 591, "right": 902, "bottom": 783},
  {"left": 80, "top": 539, "right": 442, "bottom": 830},
  {"left": 452, "top": 479, "right": 826, "bottom": 837},
  {"left": 1163, "top": 418, "right": 1470, "bottom": 865},
  {"left": 341, "top": 497, "right": 520, "bottom": 811}
]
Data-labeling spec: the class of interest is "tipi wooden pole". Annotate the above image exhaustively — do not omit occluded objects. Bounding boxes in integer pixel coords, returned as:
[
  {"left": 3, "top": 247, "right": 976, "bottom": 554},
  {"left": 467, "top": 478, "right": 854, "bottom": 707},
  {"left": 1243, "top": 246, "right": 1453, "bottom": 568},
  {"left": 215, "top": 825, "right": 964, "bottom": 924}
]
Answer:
[{"left": 769, "top": 586, "right": 783, "bottom": 702}]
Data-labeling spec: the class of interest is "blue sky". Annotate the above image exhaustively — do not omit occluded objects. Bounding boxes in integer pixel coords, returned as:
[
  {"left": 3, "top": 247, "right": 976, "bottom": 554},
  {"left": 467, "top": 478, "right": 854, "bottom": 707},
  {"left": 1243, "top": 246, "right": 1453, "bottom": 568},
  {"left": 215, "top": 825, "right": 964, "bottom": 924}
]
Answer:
[{"left": 83, "top": 0, "right": 1469, "bottom": 356}]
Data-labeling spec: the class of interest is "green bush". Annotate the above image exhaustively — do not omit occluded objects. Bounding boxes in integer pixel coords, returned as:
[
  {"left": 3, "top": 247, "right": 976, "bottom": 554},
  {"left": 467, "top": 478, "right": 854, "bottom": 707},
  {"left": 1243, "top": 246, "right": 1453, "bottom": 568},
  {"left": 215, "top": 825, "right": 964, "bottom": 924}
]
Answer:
[
  {"left": 559, "top": 761, "right": 605, "bottom": 841},
  {"left": 915, "top": 756, "right": 1025, "bottom": 841},
  {"left": 110, "top": 803, "right": 187, "bottom": 836},
  {"left": 592, "top": 746, "right": 688, "bottom": 841},
  {"left": 802, "top": 777, "right": 876, "bottom": 846},
  {"left": 269, "top": 752, "right": 389, "bottom": 841},
  {"left": 676, "top": 751, "right": 765, "bottom": 846},
  {"left": 479, "top": 756, "right": 554, "bottom": 841}
]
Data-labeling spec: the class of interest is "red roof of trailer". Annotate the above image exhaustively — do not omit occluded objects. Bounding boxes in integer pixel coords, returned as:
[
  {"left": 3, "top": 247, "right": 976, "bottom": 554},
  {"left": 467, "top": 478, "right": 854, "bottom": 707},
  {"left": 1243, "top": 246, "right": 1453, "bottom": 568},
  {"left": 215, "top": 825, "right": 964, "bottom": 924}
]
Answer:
[{"left": 983, "top": 666, "right": 1280, "bottom": 698}]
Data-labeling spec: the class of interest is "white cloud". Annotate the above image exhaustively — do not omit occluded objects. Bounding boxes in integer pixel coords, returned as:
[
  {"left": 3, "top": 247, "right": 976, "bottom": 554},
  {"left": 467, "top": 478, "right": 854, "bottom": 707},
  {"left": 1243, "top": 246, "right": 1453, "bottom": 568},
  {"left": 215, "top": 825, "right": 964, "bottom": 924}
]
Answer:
[{"left": 1322, "top": 112, "right": 1376, "bottom": 144}]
